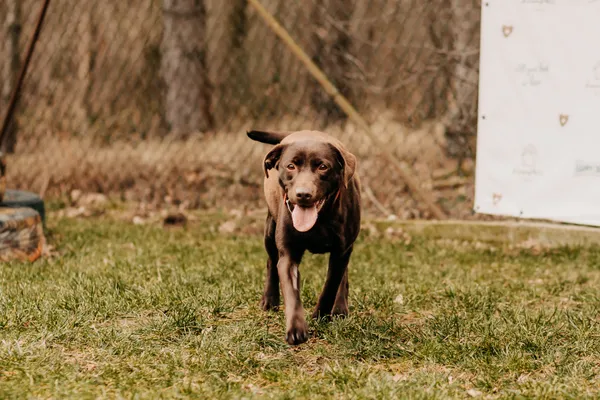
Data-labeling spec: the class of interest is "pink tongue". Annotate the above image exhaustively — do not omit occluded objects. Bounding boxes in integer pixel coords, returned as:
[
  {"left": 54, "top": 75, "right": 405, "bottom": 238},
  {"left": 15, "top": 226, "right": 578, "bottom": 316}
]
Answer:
[{"left": 291, "top": 205, "right": 318, "bottom": 232}]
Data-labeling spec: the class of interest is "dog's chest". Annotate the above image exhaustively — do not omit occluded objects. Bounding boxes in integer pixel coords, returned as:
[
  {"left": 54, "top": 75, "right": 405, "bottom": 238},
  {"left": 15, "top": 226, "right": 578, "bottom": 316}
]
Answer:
[
  {"left": 305, "top": 239, "right": 333, "bottom": 254},
  {"left": 298, "top": 224, "right": 338, "bottom": 254}
]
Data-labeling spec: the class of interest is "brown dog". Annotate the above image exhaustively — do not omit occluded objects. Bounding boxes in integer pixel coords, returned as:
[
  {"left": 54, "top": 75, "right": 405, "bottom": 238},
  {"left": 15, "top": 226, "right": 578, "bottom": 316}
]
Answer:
[{"left": 247, "top": 129, "right": 361, "bottom": 345}]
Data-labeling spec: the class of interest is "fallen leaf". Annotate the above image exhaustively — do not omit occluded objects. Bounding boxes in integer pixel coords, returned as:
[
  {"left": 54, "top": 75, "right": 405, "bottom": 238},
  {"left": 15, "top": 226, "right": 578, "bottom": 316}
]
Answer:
[
  {"left": 219, "top": 220, "right": 237, "bottom": 234},
  {"left": 394, "top": 294, "right": 404, "bottom": 305}
]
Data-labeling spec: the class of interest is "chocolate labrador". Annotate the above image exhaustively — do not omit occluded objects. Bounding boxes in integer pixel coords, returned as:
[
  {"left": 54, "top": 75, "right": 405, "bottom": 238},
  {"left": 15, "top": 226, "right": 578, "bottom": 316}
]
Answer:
[{"left": 247, "top": 129, "right": 361, "bottom": 345}]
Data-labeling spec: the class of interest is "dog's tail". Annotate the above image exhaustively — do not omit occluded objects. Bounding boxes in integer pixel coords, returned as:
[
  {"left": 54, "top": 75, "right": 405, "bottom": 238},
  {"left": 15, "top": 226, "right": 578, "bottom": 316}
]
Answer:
[{"left": 246, "top": 130, "right": 291, "bottom": 145}]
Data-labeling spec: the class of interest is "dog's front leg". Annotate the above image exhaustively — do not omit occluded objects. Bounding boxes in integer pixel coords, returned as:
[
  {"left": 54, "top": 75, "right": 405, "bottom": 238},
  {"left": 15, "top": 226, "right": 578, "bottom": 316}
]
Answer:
[
  {"left": 312, "top": 246, "right": 353, "bottom": 319},
  {"left": 261, "top": 214, "right": 280, "bottom": 311},
  {"left": 277, "top": 253, "right": 308, "bottom": 345}
]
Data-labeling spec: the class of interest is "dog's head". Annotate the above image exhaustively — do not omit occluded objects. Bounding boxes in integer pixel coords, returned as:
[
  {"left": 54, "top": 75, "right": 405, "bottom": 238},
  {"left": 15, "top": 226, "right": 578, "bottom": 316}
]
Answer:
[{"left": 263, "top": 139, "right": 356, "bottom": 232}]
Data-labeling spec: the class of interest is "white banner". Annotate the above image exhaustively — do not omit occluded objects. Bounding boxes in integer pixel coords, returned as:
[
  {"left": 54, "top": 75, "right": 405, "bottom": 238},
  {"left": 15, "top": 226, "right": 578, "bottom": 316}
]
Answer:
[{"left": 475, "top": 0, "right": 600, "bottom": 226}]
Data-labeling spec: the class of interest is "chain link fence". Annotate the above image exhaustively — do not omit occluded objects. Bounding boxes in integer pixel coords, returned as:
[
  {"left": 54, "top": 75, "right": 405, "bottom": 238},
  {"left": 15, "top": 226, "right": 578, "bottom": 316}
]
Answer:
[{"left": 0, "top": 0, "right": 482, "bottom": 220}]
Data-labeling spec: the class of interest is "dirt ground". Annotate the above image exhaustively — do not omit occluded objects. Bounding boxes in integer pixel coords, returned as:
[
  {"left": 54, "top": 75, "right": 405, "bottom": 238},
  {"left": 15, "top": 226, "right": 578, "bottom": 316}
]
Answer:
[{"left": 8, "top": 117, "right": 495, "bottom": 222}]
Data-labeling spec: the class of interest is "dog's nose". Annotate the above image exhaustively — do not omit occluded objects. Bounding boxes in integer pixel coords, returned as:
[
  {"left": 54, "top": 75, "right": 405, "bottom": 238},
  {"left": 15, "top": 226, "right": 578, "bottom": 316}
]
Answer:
[{"left": 295, "top": 187, "right": 313, "bottom": 202}]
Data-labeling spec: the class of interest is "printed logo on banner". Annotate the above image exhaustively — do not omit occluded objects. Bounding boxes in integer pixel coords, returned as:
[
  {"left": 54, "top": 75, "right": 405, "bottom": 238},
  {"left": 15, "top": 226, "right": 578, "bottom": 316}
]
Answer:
[
  {"left": 585, "top": 62, "right": 600, "bottom": 96},
  {"left": 574, "top": 160, "right": 600, "bottom": 177},
  {"left": 520, "top": 0, "right": 556, "bottom": 6},
  {"left": 520, "top": 0, "right": 556, "bottom": 11},
  {"left": 515, "top": 62, "right": 549, "bottom": 87},
  {"left": 512, "top": 144, "right": 543, "bottom": 178}
]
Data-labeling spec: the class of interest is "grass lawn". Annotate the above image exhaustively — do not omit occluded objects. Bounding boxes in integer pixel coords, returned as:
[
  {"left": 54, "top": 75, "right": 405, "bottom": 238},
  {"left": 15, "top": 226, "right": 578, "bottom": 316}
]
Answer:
[{"left": 1, "top": 212, "right": 600, "bottom": 399}]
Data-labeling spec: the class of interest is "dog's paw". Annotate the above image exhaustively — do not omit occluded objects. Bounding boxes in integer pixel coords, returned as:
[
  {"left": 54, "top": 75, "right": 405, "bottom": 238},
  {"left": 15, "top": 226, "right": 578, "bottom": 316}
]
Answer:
[
  {"left": 285, "top": 317, "right": 308, "bottom": 345},
  {"left": 311, "top": 308, "right": 332, "bottom": 321},
  {"left": 260, "top": 294, "right": 280, "bottom": 311},
  {"left": 332, "top": 304, "right": 349, "bottom": 318}
]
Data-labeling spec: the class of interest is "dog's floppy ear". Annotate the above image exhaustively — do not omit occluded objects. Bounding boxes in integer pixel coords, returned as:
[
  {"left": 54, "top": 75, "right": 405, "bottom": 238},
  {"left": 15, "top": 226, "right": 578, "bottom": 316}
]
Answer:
[
  {"left": 263, "top": 144, "right": 287, "bottom": 178},
  {"left": 329, "top": 143, "right": 357, "bottom": 187}
]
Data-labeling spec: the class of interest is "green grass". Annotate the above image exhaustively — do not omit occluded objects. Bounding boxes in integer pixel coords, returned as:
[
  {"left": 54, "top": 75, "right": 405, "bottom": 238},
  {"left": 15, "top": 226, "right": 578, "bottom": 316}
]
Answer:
[{"left": 2, "top": 212, "right": 600, "bottom": 399}]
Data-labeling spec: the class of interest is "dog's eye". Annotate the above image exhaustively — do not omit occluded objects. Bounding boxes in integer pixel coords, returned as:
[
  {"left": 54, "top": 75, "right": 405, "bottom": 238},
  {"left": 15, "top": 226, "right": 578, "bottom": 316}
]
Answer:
[
  {"left": 286, "top": 164, "right": 295, "bottom": 170},
  {"left": 318, "top": 164, "right": 328, "bottom": 171}
]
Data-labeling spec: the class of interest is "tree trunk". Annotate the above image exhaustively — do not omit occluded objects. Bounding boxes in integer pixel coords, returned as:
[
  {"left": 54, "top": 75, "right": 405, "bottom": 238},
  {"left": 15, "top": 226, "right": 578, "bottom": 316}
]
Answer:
[
  {"left": 446, "top": 0, "right": 480, "bottom": 161},
  {"left": 310, "top": 0, "right": 354, "bottom": 126},
  {"left": 428, "top": 0, "right": 453, "bottom": 121},
  {"left": 448, "top": 0, "right": 480, "bottom": 137},
  {"left": 161, "top": 0, "right": 213, "bottom": 136},
  {"left": 2, "top": 0, "right": 21, "bottom": 154},
  {"left": 228, "top": 0, "right": 247, "bottom": 57},
  {"left": 222, "top": 0, "right": 248, "bottom": 116},
  {"left": 429, "top": 0, "right": 480, "bottom": 160},
  {"left": 74, "top": 4, "right": 91, "bottom": 134}
]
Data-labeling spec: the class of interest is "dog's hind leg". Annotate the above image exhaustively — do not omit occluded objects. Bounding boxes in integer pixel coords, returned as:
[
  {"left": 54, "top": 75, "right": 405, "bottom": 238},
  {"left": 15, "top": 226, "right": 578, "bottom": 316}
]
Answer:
[
  {"left": 332, "top": 268, "right": 349, "bottom": 317},
  {"left": 261, "top": 214, "right": 280, "bottom": 311},
  {"left": 312, "top": 245, "right": 353, "bottom": 320}
]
